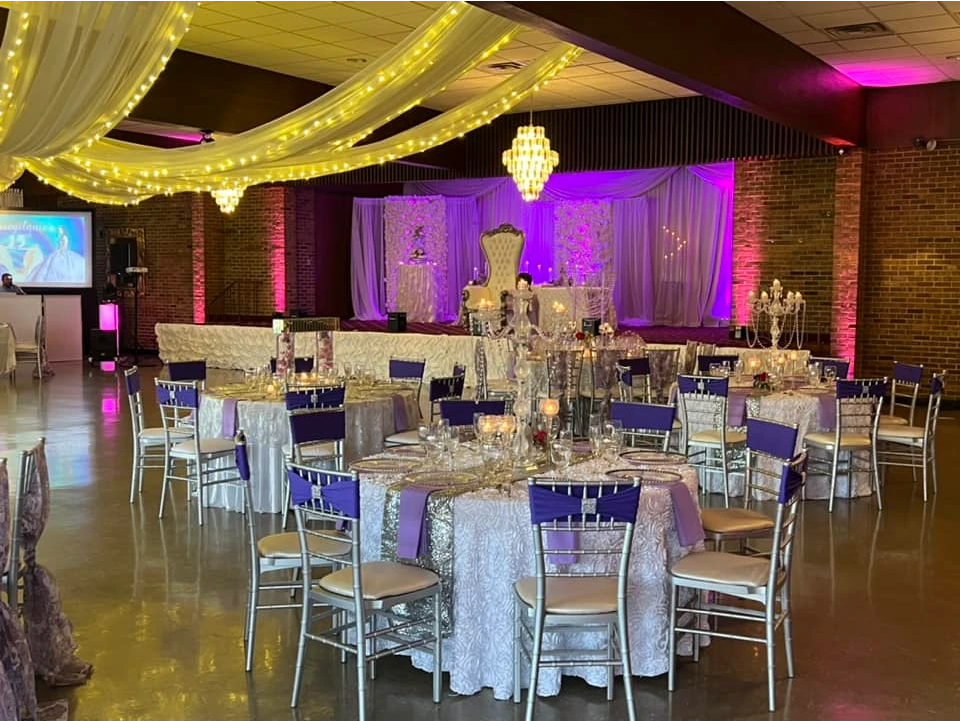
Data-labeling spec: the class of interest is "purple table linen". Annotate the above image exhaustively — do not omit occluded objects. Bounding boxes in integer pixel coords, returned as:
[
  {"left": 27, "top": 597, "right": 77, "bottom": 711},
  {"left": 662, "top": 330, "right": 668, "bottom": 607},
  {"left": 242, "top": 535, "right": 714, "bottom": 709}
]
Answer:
[
  {"left": 221, "top": 398, "right": 238, "bottom": 438},
  {"left": 397, "top": 484, "right": 435, "bottom": 560},
  {"left": 669, "top": 482, "right": 705, "bottom": 546}
]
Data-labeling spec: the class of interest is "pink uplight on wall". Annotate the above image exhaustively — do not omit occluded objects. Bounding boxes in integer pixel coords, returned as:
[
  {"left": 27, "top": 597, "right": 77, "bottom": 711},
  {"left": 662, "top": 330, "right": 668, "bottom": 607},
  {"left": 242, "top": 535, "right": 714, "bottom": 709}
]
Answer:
[
  {"left": 267, "top": 187, "right": 287, "bottom": 313},
  {"left": 98, "top": 303, "right": 118, "bottom": 332},
  {"left": 191, "top": 195, "right": 207, "bottom": 324}
]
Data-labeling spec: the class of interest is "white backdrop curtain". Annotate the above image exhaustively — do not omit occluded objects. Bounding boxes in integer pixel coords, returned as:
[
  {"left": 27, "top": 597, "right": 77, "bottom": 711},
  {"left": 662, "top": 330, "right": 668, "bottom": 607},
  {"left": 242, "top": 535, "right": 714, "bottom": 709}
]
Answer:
[
  {"left": 350, "top": 198, "right": 386, "bottom": 320},
  {"left": 445, "top": 197, "right": 482, "bottom": 319},
  {"left": 393, "top": 163, "right": 734, "bottom": 326}
]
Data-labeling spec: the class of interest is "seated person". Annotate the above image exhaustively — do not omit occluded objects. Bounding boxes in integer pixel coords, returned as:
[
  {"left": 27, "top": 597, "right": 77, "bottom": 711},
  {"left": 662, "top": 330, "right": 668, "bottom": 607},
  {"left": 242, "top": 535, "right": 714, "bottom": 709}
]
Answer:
[{"left": 505, "top": 272, "right": 539, "bottom": 326}]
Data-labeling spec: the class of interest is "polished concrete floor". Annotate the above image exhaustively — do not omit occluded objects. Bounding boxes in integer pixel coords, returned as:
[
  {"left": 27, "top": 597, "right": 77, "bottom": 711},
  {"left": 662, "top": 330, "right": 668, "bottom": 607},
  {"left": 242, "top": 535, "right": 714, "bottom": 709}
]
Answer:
[{"left": 1, "top": 362, "right": 956, "bottom": 721}]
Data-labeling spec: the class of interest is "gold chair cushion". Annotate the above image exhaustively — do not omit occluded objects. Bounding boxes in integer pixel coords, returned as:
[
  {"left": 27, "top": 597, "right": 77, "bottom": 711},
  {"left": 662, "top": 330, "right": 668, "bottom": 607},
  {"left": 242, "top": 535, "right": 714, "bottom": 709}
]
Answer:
[
  {"left": 384, "top": 430, "right": 420, "bottom": 445},
  {"left": 804, "top": 431, "right": 872, "bottom": 449},
  {"left": 257, "top": 531, "right": 351, "bottom": 560},
  {"left": 879, "top": 415, "right": 908, "bottom": 426},
  {"left": 283, "top": 441, "right": 338, "bottom": 458},
  {"left": 876, "top": 425, "right": 924, "bottom": 441},
  {"left": 140, "top": 427, "right": 192, "bottom": 443},
  {"left": 317, "top": 561, "right": 439, "bottom": 600},
  {"left": 671, "top": 551, "right": 771, "bottom": 588},
  {"left": 169, "top": 437, "right": 236, "bottom": 458},
  {"left": 700, "top": 508, "right": 775, "bottom": 535},
  {"left": 689, "top": 429, "right": 747, "bottom": 446},
  {"left": 514, "top": 576, "right": 619, "bottom": 615},
  {"left": 673, "top": 418, "right": 683, "bottom": 431}
]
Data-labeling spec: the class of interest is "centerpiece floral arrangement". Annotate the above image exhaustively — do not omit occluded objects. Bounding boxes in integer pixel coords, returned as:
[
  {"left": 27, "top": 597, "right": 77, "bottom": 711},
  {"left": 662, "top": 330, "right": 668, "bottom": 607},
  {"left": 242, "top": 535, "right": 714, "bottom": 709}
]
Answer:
[
  {"left": 753, "top": 371, "right": 770, "bottom": 391},
  {"left": 408, "top": 225, "right": 426, "bottom": 261}
]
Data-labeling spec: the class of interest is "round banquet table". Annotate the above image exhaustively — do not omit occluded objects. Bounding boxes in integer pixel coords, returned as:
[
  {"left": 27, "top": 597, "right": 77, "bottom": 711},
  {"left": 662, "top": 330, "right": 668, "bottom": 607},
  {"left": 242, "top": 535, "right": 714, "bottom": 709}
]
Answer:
[
  {"left": 696, "top": 381, "right": 872, "bottom": 500},
  {"left": 197, "top": 383, "right": 419, "bottom": 513},
  {"left": 357, "top": 451, "right": 704, "bottom": 699}
]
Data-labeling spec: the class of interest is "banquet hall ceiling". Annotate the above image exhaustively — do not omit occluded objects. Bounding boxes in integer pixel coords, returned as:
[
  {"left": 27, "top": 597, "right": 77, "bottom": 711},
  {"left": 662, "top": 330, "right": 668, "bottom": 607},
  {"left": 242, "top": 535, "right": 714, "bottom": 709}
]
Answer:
[
  {"left": 176, "top": 1, "right": 697, "bottom": 110},
  {"left": 729, "top": 1, "right": 960, "bottom": 87}
]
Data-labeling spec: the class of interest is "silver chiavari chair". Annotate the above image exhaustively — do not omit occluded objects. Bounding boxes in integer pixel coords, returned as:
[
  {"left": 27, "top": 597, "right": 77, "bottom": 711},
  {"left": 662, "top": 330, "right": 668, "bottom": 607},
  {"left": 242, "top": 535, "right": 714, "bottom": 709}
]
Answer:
[
  {"left": 288, "top": 463, "right": 442, "bottom": 719},
  {"left": 880, "top": 361, "right": 923, "bottom": 427},
  {"left": 514, "top": 476, "right": 642, "bottom": 721},
  {"left": 668, "top": 452, "right": 807, "bottom": 713}
]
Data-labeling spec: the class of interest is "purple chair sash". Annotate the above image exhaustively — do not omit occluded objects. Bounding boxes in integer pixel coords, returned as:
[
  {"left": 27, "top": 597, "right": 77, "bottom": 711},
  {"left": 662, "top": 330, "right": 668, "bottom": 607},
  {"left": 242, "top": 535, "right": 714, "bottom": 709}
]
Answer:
[
  {"left": 429, "top": 375, "right": 465, "bottom": 402},
  {"left": 440, "top": 399, "right": 507, "bottom": 427},
  {"left": 235, "top": 441, "right": 250, "bottom": 481},
  {"left": 285, "top": 385, "right": 345, "bottom": 410},
  {"left": 837, "top": 379, "right": 886, "bottom": 399},
  {"left": 221, "top": 398, "right": 238, "bottom": 438},
  {"left": 528, "top": 485, "right": 641, "bottom": 524},
  {"left": 610, "top": 401, "right": 675, "bottom": 432},
  {"left": 746, "top": 418, "right": 798, "bottom": 460},
  {"left": 287, "top": 468, "right": 359, "bottom": 519},
  {"left": 289, "top": 409, "right": 346, "bottom": 445},
  {"left": 668, "top": 482, "right": 705, "bottom": 547},
  {"left": 124, "top": 370, "right": 141, "bottom": 396},
  {"left": 678, "top": 375, "right": 729, "bottom": 397},
  {"left": 168, "top": 360, "right": 206, "bottom": 382},
  {"left": 156, "top": 384, "right": 199, "bottom": 409},
  {"left": 893, "top": 362, "right": 923, "bottom": 384},
  {"left": 397, "top": 484, "right": 435, "bottom": 560},
  {"left": 779, "top": 455, "right": 806, "bottom": 503},
  {"left": 390, "top": 359, "right": 425, "bottom": 380}
]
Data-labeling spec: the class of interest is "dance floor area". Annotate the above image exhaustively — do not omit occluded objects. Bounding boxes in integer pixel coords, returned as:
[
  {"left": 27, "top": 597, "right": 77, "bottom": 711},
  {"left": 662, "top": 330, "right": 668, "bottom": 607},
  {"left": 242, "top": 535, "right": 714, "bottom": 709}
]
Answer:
[{"left": 0, "top": 362, "right": 954, "bottom": 720}]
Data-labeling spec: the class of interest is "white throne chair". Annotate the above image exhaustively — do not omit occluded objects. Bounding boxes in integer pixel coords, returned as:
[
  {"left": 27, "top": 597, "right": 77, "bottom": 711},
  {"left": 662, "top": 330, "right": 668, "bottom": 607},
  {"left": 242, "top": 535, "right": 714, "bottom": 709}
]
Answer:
[{"left": 462, "top": 223, "right": 524, "bottom": 317}]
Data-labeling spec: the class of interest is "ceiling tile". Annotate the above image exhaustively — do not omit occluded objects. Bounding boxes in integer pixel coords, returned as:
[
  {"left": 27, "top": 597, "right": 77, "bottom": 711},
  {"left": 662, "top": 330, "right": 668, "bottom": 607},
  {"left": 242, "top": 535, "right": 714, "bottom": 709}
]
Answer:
[
  {"left": 296, "top": 43, "right": 357, "bottom": 59},
  {"left": 205, "top": 2, "right": 280, "bottom": 19},
  {"left": 902, "top": 27, "right": 960, "bottom": 44},
  {"left": 783, "top": 29, "right": 831, "bottom": 44},
  {"left": 298, "top": 4, "right": 376, "bottom": 23},
  {"left": 385, "top": 10, "right": 435, "bottom": 28},
  {"left": 260, "top": 2, "right": 331, "bottom": 9},
  {"left": 255, "top": 13, "right": 327, "bottom": 32},
  {"left": 179, "top": 27, "right": 239, "bottom": 46},
  {"left": 205, "top": 19, "right": 278, "bottom": 37},
  {"left": 188, "top": 6, "right": 238, "bottom": 27},
  {"left": 340, "top": 17, "right": 411, "bottom": 35},
  {"left": 259, "top": 32, "right": 322, "bottom": 49},
  {"left": 884, "top": 14, "right": 958, "bottom": 34},
  {"left": 335, "top": 37, "right": 395, "bottom": 54},
  {"left": 799, "top": 8, "right": 877, "bottom": 28},
  {"left": 837, "top": 35, "right": 907, "bottom": 51},
  {"left": 914, "top": 38, "right": 960, "bottom": 55},
  {"left": 820, "top": 45, "right": 921, "bottom": 62},
  {"left": 297, "top": 25, "right": 368, "bottom": 42},
  {"left": 868, "top": 2, "right": 948, "bottom": 20},
  {"left": 801, "top": 41, "right": 844, "bottom": 53},
  {"left": 760, "top": 16, "right": 813, "bottom": 33}
]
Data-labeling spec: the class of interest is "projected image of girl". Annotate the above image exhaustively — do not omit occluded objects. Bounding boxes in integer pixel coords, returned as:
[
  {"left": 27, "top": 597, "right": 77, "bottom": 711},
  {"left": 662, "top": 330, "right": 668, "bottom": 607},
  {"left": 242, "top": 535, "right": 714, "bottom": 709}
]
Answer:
[{"left": 29, "top": 227, "right": 85, "bottom": 283}]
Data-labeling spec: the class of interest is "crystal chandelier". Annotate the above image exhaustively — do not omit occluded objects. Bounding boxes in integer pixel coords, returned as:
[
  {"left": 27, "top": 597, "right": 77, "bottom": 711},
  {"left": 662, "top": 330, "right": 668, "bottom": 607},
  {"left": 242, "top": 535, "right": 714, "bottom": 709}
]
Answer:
[
  {"left": 211, "top": 186, "right": 244, "bottom": 214},
  {"left": 502, "top": 124, "right": 559, "bottom": 201}
]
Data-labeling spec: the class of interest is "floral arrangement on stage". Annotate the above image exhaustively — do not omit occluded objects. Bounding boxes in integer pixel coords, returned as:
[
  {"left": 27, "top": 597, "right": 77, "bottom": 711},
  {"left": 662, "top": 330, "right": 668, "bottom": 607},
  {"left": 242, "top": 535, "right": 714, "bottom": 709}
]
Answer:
[{"left": 384, "top": 196, "right": 447, "bottom": 314}]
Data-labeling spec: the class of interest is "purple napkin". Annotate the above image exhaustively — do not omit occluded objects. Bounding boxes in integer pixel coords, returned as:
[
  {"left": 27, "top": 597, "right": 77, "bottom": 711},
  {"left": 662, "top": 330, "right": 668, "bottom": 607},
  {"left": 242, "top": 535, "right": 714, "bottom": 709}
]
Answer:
[
  {"left": 817, "top": 394, "right": 836, "bottom": 429},
  {"left": 727, "top": 390, "right": 748, "bottom": 426},
  {"left": 669, "top": 482, "right": 705, "bottom": 547},
  {"left": 546, "top": 531, "right": 578, "bottom": 565},
  {"left": 397, "top": 484, "right": 435, "bottom": 560},
  {"left": 222, "top": 398, "right": 238, "bottom": 438}
]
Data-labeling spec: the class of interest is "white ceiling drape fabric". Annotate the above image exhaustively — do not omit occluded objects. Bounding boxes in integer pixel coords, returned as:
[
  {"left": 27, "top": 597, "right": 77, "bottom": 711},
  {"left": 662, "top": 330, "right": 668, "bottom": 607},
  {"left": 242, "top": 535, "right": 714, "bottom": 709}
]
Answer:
[
  {"left": 32, "top": 42, "right": 580, "bottom": 204},
  {"left": 0, "top": 1, "right": 195, "bottom": 188}
]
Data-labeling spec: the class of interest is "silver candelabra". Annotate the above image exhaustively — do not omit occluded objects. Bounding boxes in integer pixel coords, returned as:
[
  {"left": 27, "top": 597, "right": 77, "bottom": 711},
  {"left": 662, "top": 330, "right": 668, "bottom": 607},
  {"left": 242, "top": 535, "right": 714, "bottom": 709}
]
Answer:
[{"left": 746, "top": 279, "right": 806, "bottom": 350}]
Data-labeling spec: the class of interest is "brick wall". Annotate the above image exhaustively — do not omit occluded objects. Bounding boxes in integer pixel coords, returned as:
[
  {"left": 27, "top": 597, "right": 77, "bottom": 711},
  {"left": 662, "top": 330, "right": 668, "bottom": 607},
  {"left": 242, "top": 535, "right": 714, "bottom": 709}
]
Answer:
[
  {"left": 733, "top": 157, "right": 838, "bottom": 340},
  {"left": 859, "top": 146, "right": 960, "bottom": 387},
  {"left": 831, "top": 151, "right": 865, "bottom": 375}
]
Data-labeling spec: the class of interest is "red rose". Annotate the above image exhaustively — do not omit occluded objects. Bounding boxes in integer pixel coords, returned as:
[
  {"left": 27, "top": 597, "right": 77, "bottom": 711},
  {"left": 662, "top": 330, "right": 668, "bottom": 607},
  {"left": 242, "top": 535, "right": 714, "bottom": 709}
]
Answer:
[
  {"left": 759, "top": 372, "right": 768, "bottom": 382},
  {"left": 534, "top": 430, "right": 547, "bottom": 444},
  {"left": 575, "top": 331, "right": 585, "bottom": 341}
]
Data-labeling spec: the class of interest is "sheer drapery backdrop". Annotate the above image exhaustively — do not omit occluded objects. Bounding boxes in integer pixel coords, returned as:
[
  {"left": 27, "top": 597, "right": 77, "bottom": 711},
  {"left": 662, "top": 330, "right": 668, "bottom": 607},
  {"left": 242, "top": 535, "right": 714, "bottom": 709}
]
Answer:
[{"left": 351, "top": 164, "right": 733, "bottom": 326}]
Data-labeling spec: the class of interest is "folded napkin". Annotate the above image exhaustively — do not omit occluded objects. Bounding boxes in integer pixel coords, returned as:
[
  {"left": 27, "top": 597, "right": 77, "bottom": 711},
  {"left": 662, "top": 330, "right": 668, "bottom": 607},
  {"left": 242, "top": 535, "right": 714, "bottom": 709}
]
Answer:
[
  {"left": 669, "top": 482, "right": 705, "bottom": 547},
  {"left": 221, "top": 398, "right": 238, "bottom": 438},
  {"left": 397, "top": 484, "right": 436, "bottom": 560},
  {"left": 727, "top": 391, "right": 748, "bottom": 426},
  {"left": 546, "top": 530, "right": 578, "bottom": 565}
]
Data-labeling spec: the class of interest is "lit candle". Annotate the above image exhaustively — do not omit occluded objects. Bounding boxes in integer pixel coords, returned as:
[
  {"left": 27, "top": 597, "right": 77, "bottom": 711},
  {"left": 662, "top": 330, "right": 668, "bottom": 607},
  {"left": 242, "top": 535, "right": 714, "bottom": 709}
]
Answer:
[
  {"left": 748, "top": 290, "right": 755, "bottom": 300},
  {"left": 539, "top": 398, "right": 560, "bottom": 417},
  {"left": 473, "top": 265, "right": 478, "bottom": 278},
  {"left": 761, "top": 291, "right": 769, "bottom": 301},
  {"left": 773, "top": 279, "right": 781, "bottom": 288},
  {"left": 789, "top": 351, "right": 798, "bottom": 361},
  {"left": 547, "top": 266, "right": 553, "bottom": 279},
  {"left": 479, "top": 415, "right": 498, "bottom": 435},
  {"left": 500, "top": 415, "right": 517, "bottom": 434},
  {"left": 795, "top": 292, "right": 802, "bottom": 301}
]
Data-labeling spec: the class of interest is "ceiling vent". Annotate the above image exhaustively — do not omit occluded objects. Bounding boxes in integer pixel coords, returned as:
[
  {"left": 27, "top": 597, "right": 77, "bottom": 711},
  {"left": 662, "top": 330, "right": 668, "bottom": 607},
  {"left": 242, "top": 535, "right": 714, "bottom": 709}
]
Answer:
[
  {"left": 822, "top": 22, "right": 892, "bottom": 39},
  {"left": 486, "top": 60, "right": 525, "bottom": 72}
]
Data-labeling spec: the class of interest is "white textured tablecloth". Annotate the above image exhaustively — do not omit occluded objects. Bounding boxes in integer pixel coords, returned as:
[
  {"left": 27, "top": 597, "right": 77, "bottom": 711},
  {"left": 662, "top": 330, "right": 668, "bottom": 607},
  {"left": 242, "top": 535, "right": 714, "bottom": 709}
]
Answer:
[
  {"left": 156, "top": 324, "right": 513, "bottom": 391},
  {"left": 0, "top": 323, "right": 14, "bottom": 376},
  {"left": 359, "top": 456, "right": 703, "bottom": 699},
  {"left": 197, "top": 386, "right": 418, "bottom": 513},
  {"left": 395, "top": 263, "right": 439, "bottom": 322}
]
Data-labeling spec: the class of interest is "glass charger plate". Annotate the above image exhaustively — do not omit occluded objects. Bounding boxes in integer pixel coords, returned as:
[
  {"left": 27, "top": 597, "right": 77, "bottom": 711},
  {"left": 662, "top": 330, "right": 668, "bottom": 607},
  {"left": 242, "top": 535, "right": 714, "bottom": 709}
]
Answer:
[
  {"left": 403, "top": 470, "right": 479, "bottom": 487},
  {"left": 350, "top": 458, "right": 421, "bottom": 474},
  {"left": 619, "top": 450, "right": 686, "bottom": 466},
  {"left": 385, "top": 446, "right": 426, "bottom": 458},
  {"left": 605, "top": 468, "right": 645, "bottom": 480},
  {"left": 640, "top": 469, "right": 684, "bottom": 485}
]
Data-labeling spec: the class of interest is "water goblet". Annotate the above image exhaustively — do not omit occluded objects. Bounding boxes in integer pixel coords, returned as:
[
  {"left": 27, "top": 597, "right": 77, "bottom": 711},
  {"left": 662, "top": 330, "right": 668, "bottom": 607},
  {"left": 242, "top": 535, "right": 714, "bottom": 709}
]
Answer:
[
  {"left": 824, "top": 366, "right": 837, "bottom": 385},
  {"left": 551, "top": 437, "right": 574, "bottom": 473}
]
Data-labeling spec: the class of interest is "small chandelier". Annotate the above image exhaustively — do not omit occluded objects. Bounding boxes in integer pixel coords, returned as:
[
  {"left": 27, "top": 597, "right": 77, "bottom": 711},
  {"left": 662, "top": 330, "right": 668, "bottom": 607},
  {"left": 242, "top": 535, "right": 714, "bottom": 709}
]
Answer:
[
  {"left": 502, "top": 124, "right": 558, "bottom": 202},
  {"left": 212, "top": 186, "right": 244, "bottom": 214}
]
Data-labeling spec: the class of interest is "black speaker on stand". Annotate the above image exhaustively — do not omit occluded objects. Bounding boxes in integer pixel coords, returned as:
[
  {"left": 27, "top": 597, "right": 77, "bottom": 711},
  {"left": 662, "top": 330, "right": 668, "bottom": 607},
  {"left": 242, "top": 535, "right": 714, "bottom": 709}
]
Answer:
[{"left": 387, "top": 312, "right": 407, "bottom": 333}]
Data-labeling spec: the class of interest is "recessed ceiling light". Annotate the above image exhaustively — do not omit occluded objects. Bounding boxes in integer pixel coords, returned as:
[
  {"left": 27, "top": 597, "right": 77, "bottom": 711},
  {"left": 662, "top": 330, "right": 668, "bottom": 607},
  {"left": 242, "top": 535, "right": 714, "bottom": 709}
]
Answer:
[{"left": 345, "top": 57, "right": 368, "bottom": 64}]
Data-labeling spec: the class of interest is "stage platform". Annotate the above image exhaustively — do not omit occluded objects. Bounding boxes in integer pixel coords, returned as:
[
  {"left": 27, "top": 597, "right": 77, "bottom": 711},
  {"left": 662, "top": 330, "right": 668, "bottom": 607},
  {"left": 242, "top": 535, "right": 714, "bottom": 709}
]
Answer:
[{"left": 339, "top": 319, "right": 739, "bottom": 345}]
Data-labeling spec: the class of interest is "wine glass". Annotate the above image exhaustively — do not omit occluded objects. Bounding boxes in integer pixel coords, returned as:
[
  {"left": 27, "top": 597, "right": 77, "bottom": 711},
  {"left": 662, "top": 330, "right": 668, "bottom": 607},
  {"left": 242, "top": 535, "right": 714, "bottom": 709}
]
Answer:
[
  {"left": 824, "top": 366, "right": 837, "bottom": 385},
  {"left": 551, "top": 437, "right": 574, "bottom": 473}
]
